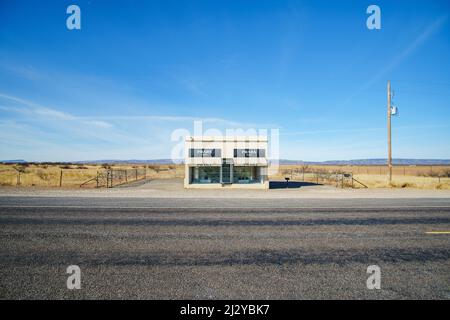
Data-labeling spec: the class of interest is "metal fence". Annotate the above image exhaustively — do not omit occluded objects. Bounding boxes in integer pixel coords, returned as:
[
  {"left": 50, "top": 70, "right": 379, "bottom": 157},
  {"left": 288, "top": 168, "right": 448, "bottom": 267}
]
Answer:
[
  {"left": 81, "top": 168, "right": 148, "bottom": 188},
  {"left": 281, "top": 168, "right": 368, "bottom": 188},
  {"left": 0, "top": 164, "right": 180, "bottom": 188},
  {"left": 312, "top": 171, "right": 367, "bottom": 188}
]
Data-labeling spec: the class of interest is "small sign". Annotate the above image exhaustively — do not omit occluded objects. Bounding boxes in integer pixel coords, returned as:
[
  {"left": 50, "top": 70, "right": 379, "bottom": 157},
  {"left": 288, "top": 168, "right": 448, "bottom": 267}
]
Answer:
[
  {"left": 391, "top": 106, "right": 398, "bottom": 115},
  {"left": 234, "top": 149, "right": 265, "bottom": 158},
  {"left": 189, "top": 149, "right": 221, "bottom": 158}
]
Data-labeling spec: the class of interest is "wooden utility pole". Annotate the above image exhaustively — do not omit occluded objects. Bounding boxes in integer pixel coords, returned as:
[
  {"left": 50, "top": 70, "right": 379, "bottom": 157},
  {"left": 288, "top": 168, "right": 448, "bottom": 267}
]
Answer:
[{"left": 387, "top": 80, "right": 392, "bottom": 183}]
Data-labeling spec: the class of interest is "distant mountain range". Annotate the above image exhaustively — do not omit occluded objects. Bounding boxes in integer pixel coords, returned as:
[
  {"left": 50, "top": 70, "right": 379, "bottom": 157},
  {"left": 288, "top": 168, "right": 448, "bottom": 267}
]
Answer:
[
  {"left": 2, "top": 159, "right": 450, "bottom": 165},
  {"left": 277, "top": 159, "right": 450, "bottom": 165},
  {"left": 0, "top": 159, "right": 180, "bottom": 165},
  {"left": 0, "top": 159, "right": 28, "bottom": 164}
]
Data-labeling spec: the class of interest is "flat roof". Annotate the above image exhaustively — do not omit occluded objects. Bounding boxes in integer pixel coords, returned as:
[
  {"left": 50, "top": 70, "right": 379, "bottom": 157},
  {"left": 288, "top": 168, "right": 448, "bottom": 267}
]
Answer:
[{"left": 185, "top": 136, "right": 268, "bottom": 142}]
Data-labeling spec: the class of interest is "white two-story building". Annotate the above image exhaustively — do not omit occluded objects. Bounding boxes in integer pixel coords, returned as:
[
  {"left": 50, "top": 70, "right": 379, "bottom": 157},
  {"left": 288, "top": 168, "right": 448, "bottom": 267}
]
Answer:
[{"left": 184, "top": 136, "right": 269, "bottom": 189}]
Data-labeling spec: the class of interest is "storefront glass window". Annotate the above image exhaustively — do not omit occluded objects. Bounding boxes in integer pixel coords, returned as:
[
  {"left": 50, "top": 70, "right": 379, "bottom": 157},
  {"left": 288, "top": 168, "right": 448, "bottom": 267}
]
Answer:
[
  {"left": 192, "top": 166, "right": 221, "bottom": 183},
  {"left": 233, "top": 166, "right": 258, "bottom": 183}
]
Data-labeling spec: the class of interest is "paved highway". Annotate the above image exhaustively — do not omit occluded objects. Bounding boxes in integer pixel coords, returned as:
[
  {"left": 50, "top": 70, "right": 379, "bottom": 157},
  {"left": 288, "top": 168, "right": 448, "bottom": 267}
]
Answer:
[{"left": 0, "top": 196, "right": 449, "bottom": 299}]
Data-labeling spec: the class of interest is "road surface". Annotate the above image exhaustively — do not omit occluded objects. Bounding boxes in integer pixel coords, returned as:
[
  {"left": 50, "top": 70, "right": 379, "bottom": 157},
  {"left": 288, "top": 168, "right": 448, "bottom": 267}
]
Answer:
[{"left": 0, "top": 196, "right": 449, "bottom": 299}]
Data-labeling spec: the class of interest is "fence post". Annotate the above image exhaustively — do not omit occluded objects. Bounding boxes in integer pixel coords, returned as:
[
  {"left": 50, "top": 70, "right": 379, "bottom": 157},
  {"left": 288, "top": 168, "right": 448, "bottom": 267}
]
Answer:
[
  {"left": 108, "top": 169, "right": 113, "bottom": 188},
  {"left": 17, "top": 172, "right": 20, "bottom": 186},
  {"left": 59, "top": 170, "right": 63, "bottom": 187},
  {"left": 135, "top": 168, "right": 138, "bottom": 180}
]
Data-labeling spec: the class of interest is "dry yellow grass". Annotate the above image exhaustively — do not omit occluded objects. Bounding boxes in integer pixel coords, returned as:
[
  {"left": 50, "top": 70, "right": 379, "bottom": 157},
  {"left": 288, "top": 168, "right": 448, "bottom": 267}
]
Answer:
[
  {"left": 351, "top": 174, "right": 450, "bottom": 189},
  {"left": 271, "top": 165, "right": 450, "bottom": 190},
  {"left": 0, "top": 163, "right": 184, "bottom": 188},
  {"left": 0, "top": 163, "right": 449, "bottom": 189},
  {"left": 277, "top": 164, "right": 450, "bottom": 176}
]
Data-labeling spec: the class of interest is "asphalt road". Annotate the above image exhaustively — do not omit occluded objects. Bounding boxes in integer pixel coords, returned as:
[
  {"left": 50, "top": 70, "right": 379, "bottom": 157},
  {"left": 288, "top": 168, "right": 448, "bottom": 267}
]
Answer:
[{"left": 0, "top": 196, "right": 449, "bottom": 299}]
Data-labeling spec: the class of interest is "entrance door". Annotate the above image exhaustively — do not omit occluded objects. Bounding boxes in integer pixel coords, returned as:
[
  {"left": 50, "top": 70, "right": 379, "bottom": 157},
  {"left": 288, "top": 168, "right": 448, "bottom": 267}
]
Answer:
[{"left": 221, "top": 159, "right": 232, "bottom": 184}]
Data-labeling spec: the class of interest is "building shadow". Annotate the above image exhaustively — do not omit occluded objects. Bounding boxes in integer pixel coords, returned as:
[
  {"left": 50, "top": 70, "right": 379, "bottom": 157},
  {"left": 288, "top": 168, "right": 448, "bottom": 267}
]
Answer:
[{"left": 269, "top": 181, "right": 323, "bottom": 189}]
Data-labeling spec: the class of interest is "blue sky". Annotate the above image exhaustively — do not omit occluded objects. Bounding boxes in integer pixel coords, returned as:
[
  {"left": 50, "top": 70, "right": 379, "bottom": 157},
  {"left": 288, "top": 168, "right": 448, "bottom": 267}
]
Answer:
[{"left": 0, "top": 0, "right": 449, "bottom": 161}]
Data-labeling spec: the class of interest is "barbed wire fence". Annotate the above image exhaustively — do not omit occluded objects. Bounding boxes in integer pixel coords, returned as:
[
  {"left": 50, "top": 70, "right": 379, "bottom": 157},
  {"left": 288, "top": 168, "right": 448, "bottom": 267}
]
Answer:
[
  {"left": 281, "top": 166, "right": 368, "bottom": 188},
  {"left": 80, "top": 168, "right": 148, "bottom": 188},
  {"left": 2, "top": 163, "right": 449, "bottom": 188}
]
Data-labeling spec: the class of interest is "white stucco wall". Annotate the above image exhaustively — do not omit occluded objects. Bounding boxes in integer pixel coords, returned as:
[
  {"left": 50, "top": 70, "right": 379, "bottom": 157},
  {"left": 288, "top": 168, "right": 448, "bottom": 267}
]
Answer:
[{"left": 184, "top": 136, "right": 269, "bottom": 189}]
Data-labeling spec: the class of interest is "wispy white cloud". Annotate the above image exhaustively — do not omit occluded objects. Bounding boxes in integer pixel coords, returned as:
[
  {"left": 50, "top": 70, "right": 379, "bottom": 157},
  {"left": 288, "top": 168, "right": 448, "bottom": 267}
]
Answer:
[
  {"left": 0, "top": 63, "right": 44, "bottom": 81},
  {"left": 0, "top": 92, "right": 280, "bottom": 161},
  {"left": 178, "top": 77, "right": 205, "bottom": 96},
  {"left": 0, "top": 94, "right": 109, "bottom": 128},
  {"left": 82, "top": 114, "right": 267, "bottom": 128},
  {"left": 344, "top": 15, "right": 448, "bottom": 104},
  {"left": 86, "top": 120, "right": 113, "bottom": 129},
  {"left": 0, "top": 92, "right": 271, "bottom": 129}
]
